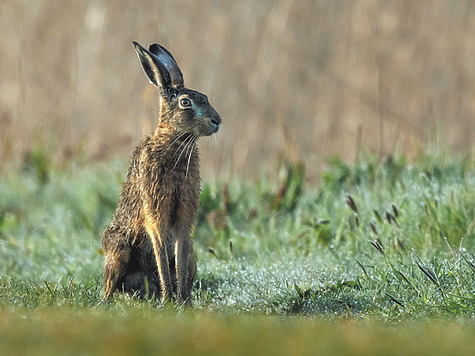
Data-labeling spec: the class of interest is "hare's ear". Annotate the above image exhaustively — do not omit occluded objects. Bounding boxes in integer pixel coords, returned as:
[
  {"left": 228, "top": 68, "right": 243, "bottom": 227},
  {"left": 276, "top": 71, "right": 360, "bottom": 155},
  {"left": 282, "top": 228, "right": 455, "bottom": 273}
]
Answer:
[
  {"left": 133, "top": 41, "right": 172, "bottom": 92},
  {"left": 148, "top": 43, "right": 184, "bottom": 88}
]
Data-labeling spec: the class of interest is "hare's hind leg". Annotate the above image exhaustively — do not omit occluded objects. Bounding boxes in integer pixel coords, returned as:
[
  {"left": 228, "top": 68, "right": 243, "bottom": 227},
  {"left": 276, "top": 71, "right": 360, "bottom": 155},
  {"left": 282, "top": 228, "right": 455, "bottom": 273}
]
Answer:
[{"left": 103, "top": 243, "right": 131, "bottom": 300}]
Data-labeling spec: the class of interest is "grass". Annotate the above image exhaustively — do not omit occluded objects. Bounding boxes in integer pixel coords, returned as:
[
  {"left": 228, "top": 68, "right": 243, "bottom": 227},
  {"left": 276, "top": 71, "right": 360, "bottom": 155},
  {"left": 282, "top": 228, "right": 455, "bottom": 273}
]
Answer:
[{"left": 0, "top": 148, "right": 474, "bottom": 354}]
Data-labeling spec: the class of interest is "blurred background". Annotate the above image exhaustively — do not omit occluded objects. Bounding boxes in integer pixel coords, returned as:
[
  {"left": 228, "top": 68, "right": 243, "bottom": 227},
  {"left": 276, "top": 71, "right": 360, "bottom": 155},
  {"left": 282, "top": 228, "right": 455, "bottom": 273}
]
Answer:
[{"left": 1, "top": 0, "right": 473, "bottom": 180}]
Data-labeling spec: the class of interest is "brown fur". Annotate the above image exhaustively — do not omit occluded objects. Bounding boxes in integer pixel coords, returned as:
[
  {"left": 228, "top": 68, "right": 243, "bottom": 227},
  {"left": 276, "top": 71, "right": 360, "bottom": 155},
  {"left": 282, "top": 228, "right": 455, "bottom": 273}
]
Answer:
[{"left": 102, "top": 42, "right": 221, "bottom": 304}]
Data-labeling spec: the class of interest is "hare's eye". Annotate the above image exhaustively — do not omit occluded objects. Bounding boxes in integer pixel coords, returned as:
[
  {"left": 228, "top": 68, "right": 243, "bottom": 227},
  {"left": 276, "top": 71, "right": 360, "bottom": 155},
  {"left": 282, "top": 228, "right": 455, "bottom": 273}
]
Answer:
[{"left": 180, "top": 98, "right": 192, "bottom": 108}]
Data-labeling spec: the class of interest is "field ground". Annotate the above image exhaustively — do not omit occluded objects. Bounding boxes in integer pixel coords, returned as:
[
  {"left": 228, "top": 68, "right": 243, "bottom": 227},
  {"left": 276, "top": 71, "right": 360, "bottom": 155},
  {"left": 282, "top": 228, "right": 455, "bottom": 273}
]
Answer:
[
  {"left": 0, "top": 148, "right": 474, "bottom": 354},
  {"left": 1, "top": 309, "right": 474, "bottom": 356}
]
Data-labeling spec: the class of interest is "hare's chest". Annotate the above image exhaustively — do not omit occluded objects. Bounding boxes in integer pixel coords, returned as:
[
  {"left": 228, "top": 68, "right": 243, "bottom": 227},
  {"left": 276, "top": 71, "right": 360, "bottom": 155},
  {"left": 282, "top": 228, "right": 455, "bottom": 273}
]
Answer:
[{"left": 160, "top": 170, "right": 200, "bottom": 226}]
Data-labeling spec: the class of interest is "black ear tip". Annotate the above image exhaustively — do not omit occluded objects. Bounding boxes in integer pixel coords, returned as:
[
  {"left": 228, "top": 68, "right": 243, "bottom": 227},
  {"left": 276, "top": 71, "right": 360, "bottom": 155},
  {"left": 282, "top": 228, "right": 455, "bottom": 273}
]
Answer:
[
  {"left": 149, "top": 43, "right": 176, "bottom": 60},
  {"left": 132, "top": 41, "right": 144, "bottom": 52},
  {"left": 149, "top": 43, "right": 159, "bottom": 52}
]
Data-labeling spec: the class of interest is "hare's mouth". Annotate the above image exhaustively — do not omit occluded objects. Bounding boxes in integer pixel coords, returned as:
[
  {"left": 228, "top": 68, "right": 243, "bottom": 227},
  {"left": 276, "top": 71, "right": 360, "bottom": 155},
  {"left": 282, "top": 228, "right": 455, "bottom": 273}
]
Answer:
[
  {"left": 197, "top": 114, "right": 221, "bottom": 136},
  {"left": 201, "top": 118, "right": 220, "bottom": 136},
  {"left": 201, "top": 124, "right": 219, "bottom": 136},
  {"left": 211, "top": 123, "right": 220, "bottom": 133}
]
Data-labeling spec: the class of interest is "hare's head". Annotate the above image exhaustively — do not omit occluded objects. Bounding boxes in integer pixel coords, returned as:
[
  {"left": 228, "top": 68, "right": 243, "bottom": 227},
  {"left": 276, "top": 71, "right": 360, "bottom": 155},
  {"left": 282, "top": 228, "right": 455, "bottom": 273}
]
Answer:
[{"left": 133, "top": 42, "right": 221, "bottom": 137}]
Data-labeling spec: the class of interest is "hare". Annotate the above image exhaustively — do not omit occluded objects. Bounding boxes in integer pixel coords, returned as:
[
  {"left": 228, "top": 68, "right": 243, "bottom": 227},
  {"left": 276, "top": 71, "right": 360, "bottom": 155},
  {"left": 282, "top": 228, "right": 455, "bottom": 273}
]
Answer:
[{"left": 102, "top": 41, "right": 221, "bottom": 305}]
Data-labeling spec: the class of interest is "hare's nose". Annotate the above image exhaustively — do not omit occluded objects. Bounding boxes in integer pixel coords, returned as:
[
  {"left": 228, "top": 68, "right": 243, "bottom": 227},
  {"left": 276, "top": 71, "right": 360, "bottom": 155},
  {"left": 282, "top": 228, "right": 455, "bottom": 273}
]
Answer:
[
  {"left": 211, "top": 116, "right": 221, "bottom": 126},
  {"left": 210, "top": 116, "right": 221, "bottom": 133}
]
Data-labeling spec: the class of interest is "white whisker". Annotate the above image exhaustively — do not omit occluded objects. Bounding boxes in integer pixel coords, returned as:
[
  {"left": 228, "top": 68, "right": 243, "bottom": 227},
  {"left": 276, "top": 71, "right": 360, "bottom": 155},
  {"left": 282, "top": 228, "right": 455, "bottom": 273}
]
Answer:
[
  {"left": 172, "top": 133, "right": 193, "bottom": 158},
  {"left": 163, "top": 131, "right": 188, "bottom": 154},
  {"left": 174, "top": 134, "right": 196, "bottom": 169},
  {"left": 185, "top": 137, "right": 197, "bottom": 179}
]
